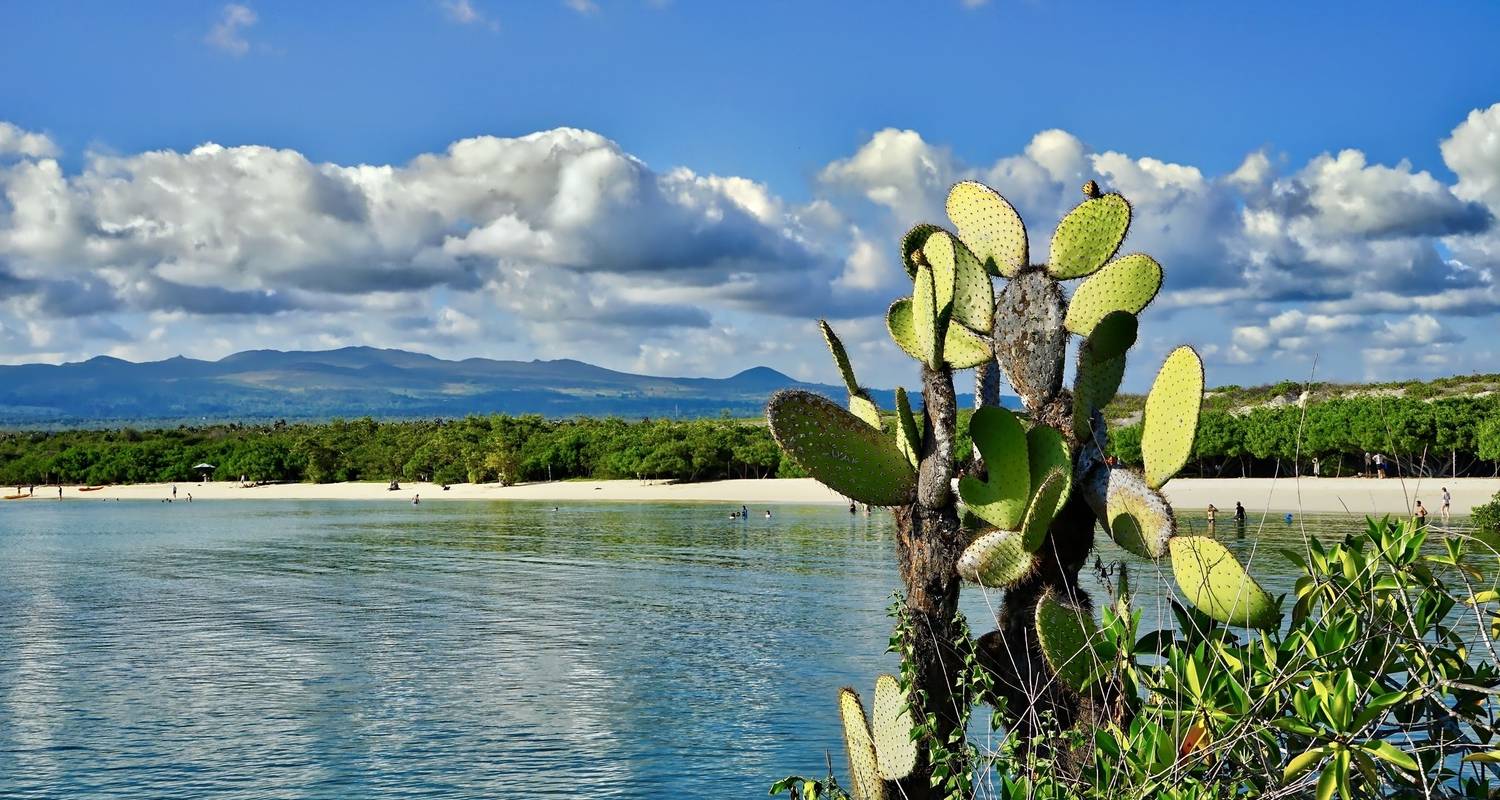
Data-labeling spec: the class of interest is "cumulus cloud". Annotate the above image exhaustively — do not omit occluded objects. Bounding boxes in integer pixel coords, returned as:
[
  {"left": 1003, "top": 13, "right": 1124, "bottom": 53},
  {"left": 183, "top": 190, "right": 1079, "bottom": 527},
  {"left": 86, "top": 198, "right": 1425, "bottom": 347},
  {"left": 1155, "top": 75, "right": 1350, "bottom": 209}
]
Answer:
[
  {"left": 0, "top": 123, "right": 58, "bottom": 159},
  {"left": 205, "top": 4, "right": 257, "bottom": 56},
  {"left": 5, "top": 104, "right": 1500, "bottom": 387}
]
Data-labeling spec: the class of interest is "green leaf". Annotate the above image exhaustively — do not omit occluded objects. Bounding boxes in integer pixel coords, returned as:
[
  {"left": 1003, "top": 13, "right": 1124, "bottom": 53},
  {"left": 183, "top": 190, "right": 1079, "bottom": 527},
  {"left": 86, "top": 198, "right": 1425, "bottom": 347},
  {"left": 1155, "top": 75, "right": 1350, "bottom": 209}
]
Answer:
[
  {"left": 1360, "top": 740, "right": 1417, "bottom": 771},
  {"left": 1285, "top": 745, "right": 1330, "bottom": 781},
  {"left": 893, "top": 387, "right": 921, "bottom": 468}
]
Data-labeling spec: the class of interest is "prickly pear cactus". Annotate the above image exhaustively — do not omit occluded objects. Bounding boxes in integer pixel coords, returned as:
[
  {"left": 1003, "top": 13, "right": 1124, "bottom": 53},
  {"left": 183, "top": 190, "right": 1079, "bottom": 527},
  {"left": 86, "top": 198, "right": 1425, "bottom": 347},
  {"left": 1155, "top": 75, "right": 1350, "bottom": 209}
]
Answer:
[{"left": 767, "top": 179, "right": 1275, "bottom": 798}]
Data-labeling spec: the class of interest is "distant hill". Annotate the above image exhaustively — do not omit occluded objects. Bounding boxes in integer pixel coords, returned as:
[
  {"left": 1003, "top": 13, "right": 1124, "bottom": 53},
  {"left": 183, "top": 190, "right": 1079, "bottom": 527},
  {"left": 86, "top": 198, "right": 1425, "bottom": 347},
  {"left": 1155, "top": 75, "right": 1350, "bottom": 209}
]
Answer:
[{"left": 0, "top": 346, "right": 1002, "bottom": 427}]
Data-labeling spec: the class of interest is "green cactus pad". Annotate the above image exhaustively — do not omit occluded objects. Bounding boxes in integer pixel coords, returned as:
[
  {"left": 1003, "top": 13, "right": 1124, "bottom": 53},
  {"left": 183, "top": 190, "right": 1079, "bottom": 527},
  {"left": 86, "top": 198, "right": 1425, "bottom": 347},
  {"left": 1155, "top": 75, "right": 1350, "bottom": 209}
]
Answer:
[
  {"left": 1142, "top": 346, "right": 1204, "bottom": 490},
  {"left": 1085, "top": 310, "right": 1138, "bottom": 361},
  {"left": 1063, "top": 253, "right": 1162, "bottom": 336},
  {"left": 899, "top": 223, "right": 943, "bottom": 278},
  {"left": 1021, "top": 467, "right": 1070, "bottom": 552},
  {"left": 957, "top": 407, "right": 1030, "bottom": 529},
  {"left": 887, "top": 298, "right": 991, "bottom": 369},
  {"left": 820, "top": 320, "right": 861, "bottom": 396},
  {"left": 1071, "top": 345, "right": 1128, "bottom": 441},
  {"left": 911, "top": 264, "right": 945, "bottom": 369},
  {"left": 1035, "top": 592, "right": 1101, "bottom": 693},
  {"left": 849, "top": 392, "right": 882, "bottom": 430},
  {"left": 946, "top": 180, "right": 1028, "bottom": 277},
  {"left": 942, "top": 320, "right": 992, "bottom": 369},
  {"left": 1047, "top": 193, "right": 1131, "bottom": 280},
  {"left": 767, "top": 390, "right": 916, "bottom": 507},
  {"left": 958, "top": 529, "right": 1034, "bottom": 587},
  {"left": 1168, "top": 536, "right": 1281, "bottom": 630},
  {"left": 838, "top": 687, "right": 890, "bottom": 800},
  {"left": 872, "top": 674, "right": 917, "bottom": 781},
  {"left": 1027, "top": 425, "right": 1072, "bottom": 516},
  {"left": 922, "top": 230, "right": 994, "bottom": 334},
  {"left": 1104, "top": 468, "right": 1176, "bottom": 559},
  {"left": 894, "top": 387, "right": 921, "bottom": 468}
]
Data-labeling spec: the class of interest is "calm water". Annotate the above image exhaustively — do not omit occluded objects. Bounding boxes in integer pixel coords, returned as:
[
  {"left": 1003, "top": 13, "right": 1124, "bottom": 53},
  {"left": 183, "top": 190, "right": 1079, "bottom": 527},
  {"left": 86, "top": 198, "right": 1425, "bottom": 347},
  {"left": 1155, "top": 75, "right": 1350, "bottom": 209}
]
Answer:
[{"left": 0, "top": 500, "right": 1426, "bottom": 798}]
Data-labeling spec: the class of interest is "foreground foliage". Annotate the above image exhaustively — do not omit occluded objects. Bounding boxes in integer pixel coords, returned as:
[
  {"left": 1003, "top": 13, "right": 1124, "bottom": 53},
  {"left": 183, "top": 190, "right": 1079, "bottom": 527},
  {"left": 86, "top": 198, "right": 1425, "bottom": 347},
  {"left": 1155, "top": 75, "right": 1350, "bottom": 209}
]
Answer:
[{"left": 778, "top": 519, "right": 1500, "bottom": 799}]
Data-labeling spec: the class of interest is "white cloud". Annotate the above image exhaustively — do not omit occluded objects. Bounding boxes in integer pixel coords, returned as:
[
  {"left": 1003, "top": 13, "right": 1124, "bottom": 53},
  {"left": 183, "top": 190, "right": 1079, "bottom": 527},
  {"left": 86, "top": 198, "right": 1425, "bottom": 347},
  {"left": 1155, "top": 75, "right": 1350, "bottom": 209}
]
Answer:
[
  {"left": 0, "top": 123, "right": 58, "bottom": 159},
  {"left": 442, "top": 0, "right": 500, "bottom": 30},
  {"left": 205, "top": 4, "right": 257, "bottom": 57},
  {"left": 6, "top": 102, "right": 1500, "bottom": 388},
  {"left": 564, "top": 0, "right": 600, "bottom": 14}
]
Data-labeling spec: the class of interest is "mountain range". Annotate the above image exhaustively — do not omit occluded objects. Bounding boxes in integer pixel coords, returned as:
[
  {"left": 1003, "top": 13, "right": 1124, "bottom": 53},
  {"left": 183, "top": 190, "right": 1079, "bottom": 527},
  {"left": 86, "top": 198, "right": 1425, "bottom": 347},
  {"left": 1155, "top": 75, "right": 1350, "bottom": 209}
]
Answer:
[{"left": 0, "top": 347, "right": 997, "bottom": 427}]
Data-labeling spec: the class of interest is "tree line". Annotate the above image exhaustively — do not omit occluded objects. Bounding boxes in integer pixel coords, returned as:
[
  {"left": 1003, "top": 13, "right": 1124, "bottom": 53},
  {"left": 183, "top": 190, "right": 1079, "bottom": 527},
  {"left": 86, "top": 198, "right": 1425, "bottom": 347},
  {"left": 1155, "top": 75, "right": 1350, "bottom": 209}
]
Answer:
[
  {"left": 1108, "top": 394, "right": 1500, "bottom": 478},
  {"left": 2, "top": 393, "right": 1497, "bottom": 487},
  {"left": 0, "top": 415, "right": 796, "bottom": 487}
]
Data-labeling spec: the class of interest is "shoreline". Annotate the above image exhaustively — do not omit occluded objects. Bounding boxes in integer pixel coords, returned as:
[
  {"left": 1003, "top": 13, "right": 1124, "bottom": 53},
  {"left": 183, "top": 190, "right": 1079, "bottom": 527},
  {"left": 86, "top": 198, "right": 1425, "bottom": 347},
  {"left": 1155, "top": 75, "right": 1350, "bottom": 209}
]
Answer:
[{"left": 4, "top": 476, "right": 1495, "bottom": 515}]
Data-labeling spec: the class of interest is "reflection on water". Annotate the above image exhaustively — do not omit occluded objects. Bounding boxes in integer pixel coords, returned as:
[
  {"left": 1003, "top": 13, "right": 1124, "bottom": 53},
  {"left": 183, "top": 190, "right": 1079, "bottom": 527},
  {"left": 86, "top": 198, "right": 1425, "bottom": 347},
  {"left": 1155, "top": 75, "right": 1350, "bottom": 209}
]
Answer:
[{"left": 0, "top": 500, "right": 1462, "bottom": 798}]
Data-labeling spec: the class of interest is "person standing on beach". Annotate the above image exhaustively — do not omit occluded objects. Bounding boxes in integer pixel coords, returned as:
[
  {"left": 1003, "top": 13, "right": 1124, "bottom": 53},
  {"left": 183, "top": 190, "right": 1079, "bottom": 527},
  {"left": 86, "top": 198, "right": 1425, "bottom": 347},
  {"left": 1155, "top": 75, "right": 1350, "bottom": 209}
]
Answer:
[
  {"left": 1364, "top": 452, "right": 1372, "bottom": 477},
  {"left": 1441, "top": 487, "right": 1452, "bottom": 523},
  {"left": 172, "top": 484, "right": 177, "bottom": 499}
]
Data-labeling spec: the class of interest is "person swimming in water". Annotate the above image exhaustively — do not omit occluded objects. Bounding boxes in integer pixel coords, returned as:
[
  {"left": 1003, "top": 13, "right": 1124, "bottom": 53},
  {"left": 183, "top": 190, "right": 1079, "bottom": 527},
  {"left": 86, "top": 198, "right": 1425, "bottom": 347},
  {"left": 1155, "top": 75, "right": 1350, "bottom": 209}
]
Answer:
[{"left": 764, "top": 509, "right": 772, "bottom": 518}]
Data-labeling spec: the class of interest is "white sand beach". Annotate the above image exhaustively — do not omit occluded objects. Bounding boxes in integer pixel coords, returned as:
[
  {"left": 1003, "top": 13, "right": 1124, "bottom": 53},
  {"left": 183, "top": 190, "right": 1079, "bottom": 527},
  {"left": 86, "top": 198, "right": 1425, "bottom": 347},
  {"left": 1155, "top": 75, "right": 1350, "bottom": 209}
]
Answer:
[{"left": 7, "top": 476, "right": 1497, "bottom": 516}]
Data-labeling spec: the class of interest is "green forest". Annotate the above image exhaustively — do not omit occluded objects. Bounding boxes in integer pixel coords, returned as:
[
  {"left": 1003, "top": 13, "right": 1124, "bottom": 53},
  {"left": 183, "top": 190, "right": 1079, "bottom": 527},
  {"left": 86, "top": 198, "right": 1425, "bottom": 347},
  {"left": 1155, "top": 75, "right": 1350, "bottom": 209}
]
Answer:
[{"left": 2, "top": 392, "right": 1499, "bottom": 487}]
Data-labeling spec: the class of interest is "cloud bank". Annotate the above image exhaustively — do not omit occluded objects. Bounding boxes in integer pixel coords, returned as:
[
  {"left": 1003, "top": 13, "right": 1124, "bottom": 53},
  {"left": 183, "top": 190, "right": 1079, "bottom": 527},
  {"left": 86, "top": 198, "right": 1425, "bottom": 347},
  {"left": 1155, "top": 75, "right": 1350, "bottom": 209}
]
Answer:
[{"left": 2, "top": 104, "right": 1499, "bottom": 388}]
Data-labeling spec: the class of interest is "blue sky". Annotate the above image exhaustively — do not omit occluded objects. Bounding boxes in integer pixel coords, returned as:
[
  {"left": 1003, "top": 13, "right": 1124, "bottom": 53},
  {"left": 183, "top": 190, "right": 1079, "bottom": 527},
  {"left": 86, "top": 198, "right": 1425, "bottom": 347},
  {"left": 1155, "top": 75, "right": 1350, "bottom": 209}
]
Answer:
[{"left": 2, "top": 1, "right": 1499, "bottom": 390}]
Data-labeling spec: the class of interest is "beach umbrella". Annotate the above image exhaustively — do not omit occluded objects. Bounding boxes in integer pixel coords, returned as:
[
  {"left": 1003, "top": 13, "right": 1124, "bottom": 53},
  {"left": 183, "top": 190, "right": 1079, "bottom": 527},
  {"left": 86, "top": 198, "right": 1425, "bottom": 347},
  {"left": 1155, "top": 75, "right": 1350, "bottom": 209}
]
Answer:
[{"left": 193, "top": 463, "right": 215, "bottom": 481}]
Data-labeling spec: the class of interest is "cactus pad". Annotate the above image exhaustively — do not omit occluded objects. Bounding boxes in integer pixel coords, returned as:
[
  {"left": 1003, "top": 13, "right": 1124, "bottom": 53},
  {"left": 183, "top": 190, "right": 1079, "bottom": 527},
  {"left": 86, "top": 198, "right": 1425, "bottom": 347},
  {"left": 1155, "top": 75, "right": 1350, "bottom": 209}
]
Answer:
[
  {"left": 894, "top": 387, "right": 921, "bottom": 468},
  {"left": 1021, "top": 467, "right": 1070, "bottom": 552},
  {"left": 820, "top": 320, "right": 861, "bottom": 396},
  {"left": 994, "top": 271, "right": 1068, "bottom": 409},
  {"left": 887, "top": 298, "right": 991, "bottom": 369},
  {"left": 959, "top": 529, "right": 1034, "bottom": 587},
  {"left": 1071, "top": 344, "right": 1128, "bottom": 441},
  {"left": 838, "top": 687, "right": 890, "bottom": 800},
  {"left": 900, "top": 223, "right": 943, "bottom": 278},
  {"left": 1142, "top": 346, "right": 1204, "bottom": 489},
  {"left": 849, "top": 393, "right": 882, "bottom": 430},
  {"left": 1027, "top": 425, "right": 1072, "bottom": 517},
  {"left": 1103, "top": 468, "right": 1176, "bottom": 559},
  {"left": 872, "top": 674, "right": 917, "bottom": 780},
  {"left": 911, "top": 263, "right": 946, "bottom": 369},
  {"left": 922, "top": 230, "right": 994, "bottom": 334},
  {"left": 1063, "top": 253, "right": 1163, "bottom": 336},
  {"left": 1047, "top": 193, "right": 1131, "bottom": 280},
  {"left": 767, "top": 390, "right": 916, "bottom": 507},
  {"left": 1085, "top": 310, "right": 1138, "bottom": 361},
  {"left": 957, "top": 407, "right": 1031, "bottom": 529},
  {"left": 1035, "top": 592, "right": 1101, "bottom": 693},
  {"left": 941, "top": 320, "right": 993, "bottom": 369},
  {"left": 1168, "top": 536, "right": 1281, "bottom": 629},
  {"left": 946, "top": 180, "right": 1028, "bottom": 277}
]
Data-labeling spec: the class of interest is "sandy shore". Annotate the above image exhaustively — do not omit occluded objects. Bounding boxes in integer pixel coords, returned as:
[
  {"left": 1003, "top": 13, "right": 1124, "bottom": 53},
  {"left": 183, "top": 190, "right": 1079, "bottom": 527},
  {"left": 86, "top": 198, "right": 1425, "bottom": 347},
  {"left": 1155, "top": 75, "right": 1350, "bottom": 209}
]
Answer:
[{"left": 5, "top": 476, "right": 1496, "bottom": 515}]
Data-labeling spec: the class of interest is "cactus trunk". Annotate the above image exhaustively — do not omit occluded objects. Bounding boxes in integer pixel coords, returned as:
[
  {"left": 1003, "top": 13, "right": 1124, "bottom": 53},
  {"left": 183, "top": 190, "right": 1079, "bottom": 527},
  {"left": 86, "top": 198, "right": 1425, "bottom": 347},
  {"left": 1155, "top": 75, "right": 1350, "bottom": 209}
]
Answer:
[{"left": 889, "top": 365, "right": 967, "bottom": 796}]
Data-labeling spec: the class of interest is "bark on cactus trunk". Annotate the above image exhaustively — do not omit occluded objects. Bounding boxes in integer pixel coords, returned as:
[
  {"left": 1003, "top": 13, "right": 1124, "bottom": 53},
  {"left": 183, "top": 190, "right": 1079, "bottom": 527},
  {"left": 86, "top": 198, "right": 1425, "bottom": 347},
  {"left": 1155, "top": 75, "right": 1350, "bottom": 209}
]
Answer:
[{"left": 890, "top": 365, "right": 967, "bottom": 797}]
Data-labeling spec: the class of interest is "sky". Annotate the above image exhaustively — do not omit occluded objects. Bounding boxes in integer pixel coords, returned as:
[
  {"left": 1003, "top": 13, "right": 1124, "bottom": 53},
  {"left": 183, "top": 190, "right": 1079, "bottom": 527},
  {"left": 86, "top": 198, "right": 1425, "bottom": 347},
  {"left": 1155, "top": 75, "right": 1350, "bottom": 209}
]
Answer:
[{"left": 2, "top": 1, "right": 1500, "bottom": 391}]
